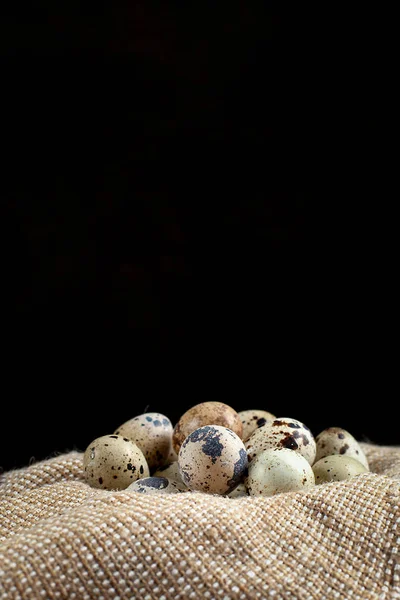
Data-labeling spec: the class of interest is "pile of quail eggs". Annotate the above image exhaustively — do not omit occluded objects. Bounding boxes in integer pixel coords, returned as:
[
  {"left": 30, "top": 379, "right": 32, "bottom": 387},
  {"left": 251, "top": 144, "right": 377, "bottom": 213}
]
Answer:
[{"left": 83, "top": 402, "right": 369, "bottom": 498}]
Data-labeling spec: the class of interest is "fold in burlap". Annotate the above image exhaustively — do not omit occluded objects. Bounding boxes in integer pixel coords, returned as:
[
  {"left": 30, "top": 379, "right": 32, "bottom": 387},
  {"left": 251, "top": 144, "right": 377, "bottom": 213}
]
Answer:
[{"left": 1, "top": 444, "right": 399, "bottom": 600}]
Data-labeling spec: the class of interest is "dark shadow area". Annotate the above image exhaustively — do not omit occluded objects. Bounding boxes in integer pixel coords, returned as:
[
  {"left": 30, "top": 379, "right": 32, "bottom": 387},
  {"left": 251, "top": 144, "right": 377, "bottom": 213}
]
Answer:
[{"left": 1, "top": 5, "right": 395, "bottom": 471}]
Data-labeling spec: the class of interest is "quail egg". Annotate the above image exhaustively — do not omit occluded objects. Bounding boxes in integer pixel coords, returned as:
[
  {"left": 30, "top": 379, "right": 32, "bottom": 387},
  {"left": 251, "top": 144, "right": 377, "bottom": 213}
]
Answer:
[
  {"left": 238, "top": 409, "right": 276, "bottom": 441},
  {"left": 127, "top": 476, "right": 183, "bottom": 494},
  {"left": 114, "top": 412, "right": 173, "bottom": 471},
  {"left": 315, "top": 427, "right": 369, "bottom": 470},
  {"left": 313, "top": 454, "right": 368, "bottom": 484},
  {"left": 83, "top": 434, "right": 150, "bottom": 490},
  {"left": 178, "top": 425, "right": 248, "bottom": 495},
  {"left": 173, "top": 402, "right": 243, "bottom": 454},
  {"left": 245, "top": 417, "right": 316, "bottom": 465},
  {"left": 245, "top": 448, "right": 315, "bottom": 496}
]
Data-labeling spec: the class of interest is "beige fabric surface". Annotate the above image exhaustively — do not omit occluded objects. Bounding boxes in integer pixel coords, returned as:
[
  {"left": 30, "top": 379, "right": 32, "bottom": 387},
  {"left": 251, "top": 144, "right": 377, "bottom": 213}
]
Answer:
[{"left": 0, "top": 443, "right": 399, "bottom": 600}]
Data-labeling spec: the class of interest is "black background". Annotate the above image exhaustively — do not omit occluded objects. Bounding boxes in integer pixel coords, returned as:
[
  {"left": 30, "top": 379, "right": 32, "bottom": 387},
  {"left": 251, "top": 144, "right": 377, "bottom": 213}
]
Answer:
[{"left": 1, "top": 5, "right": 396, "bottom": 471}]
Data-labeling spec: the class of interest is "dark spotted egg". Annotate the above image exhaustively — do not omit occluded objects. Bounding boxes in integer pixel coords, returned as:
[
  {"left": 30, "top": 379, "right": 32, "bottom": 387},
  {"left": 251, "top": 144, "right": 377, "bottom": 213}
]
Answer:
[
  {"left": 315, "top": 427, "right": 369, "bottom": 470},
  {"left": 245, "top": 417, "right": 316, "bottom": 465},
  {"left": 83, "top": 434, "right": 150, "bottom": 490},
  {"left": 172, "top": 402, "right": 243, "bottom": 455},
  {"left": 238, "top": 409, "right": 276, "bottom": 442},
  {"left": 114, "top": 413, "right": 173, "bottom": 471},
  {"left": 127, "top": 476, "right": 183, "bottom": 494},
  {"left": 178, "top": 425, "right": 248, "bottom": 495}
]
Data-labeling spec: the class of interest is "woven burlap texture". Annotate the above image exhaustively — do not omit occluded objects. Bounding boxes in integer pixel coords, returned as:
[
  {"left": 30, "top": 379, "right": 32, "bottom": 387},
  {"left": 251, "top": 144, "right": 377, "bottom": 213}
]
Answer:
[{"left": 0, "top": 443, "right": 399, "bottom": 600}]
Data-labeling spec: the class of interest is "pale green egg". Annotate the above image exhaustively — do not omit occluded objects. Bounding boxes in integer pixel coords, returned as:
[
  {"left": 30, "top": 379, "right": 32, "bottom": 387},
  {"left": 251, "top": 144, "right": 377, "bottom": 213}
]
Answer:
[
  {"left": 245, "top": 448, "right": 315, "bottom": 496},
  {"left": 313, "top": 454, "right": 368, "bottom": 484}
]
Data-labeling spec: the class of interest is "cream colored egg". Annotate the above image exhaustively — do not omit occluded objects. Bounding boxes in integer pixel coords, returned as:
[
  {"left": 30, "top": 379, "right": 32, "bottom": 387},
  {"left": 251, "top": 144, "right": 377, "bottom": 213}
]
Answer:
[
  {"left": 315, "top": 427, "right": 369, "bottom": 470},
  {"left": 173, "top": 402, "right": 243, "bottom": 455},
  {"left": 153, "top": 461, "right": 188, "bottom": 491},
  {"left": 178, "top": 425, "right": 248, "bottom": 495},
  {"left": 245, "top": 448, "right": 315, "bottom": 496},
  {"left": 245, "top": 418, "right": 316, "bottom": 465},
  {"left": 127, "top": 476, "right": 183, "bottom": 494},
  {"left": 83, "top": 434, "right": 150, "bottom": 490},
  {"left": 114, "top": 413, "right": 173, "bottom": 471},
  {"left": 238, "top": 409, "right": 276, "bottom": 441},
  {"left": 313, "top": 454, "right": 368, "bottom": 484}
]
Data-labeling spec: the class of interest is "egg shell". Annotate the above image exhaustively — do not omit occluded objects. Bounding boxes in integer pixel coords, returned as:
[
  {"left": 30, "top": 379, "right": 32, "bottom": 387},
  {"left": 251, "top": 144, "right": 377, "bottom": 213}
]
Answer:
[
  {"left": 178, "top": 425, "right": 248, "bottom": 495},
  {"left": 312, "top": 454, "right": 368, "bottom": 484},
  {"left": 173, "top": 402, "right": 242, "bottom": 454},
  {"left": 227, "top": 482, "right": 248, "bottom": 498},
  {"left": 238, "top": 409, "right": 277, "bottom": 441},
  {"left": 114, "top": 412, "right": 173, "bottom": 471},
  {"left": 127, "top": 476, "right": 183, "bottom": 494},
  {"left": 315, "top": 427, "right": 369, "bottom": 470},
  {"left": 245, "top": 448, "right": 315, "bottom": 496},
  {"left": 83, "top": 434, "right": 150, "bottom": 490},
  {"left": 245, "top": 417, "right": 316, "bottom": 465},
  {"left": 153, "top": 461, "right": 188, "bottom": 491}
]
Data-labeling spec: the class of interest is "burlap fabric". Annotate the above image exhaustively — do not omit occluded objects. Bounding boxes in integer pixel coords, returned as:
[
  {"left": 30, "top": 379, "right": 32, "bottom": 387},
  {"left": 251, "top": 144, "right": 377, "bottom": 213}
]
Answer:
[{"left": 1, "top": 443, "right": 399, "bottom": 599}]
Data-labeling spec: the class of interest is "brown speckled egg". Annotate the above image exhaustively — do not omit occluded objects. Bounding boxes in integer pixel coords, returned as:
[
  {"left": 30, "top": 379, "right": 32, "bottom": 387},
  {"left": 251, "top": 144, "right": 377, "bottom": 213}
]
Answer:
[
  {"left": 153, "top": 461, "right": 188, "bottom": 491},
  {"left": 178, "top": 425, "right": 248, "bottom": 495},
  {"left": 315, "top": 427, "right": 369, "bottom": 470},
  {"left": 245, "top": 417, "right": 316, "bottom": 465},
  {"left": 127, "top": 476, "right": 183, "bottom": 494},
  {"left": 245, "top": 448, "right": 315, "bottom": 496},
  {"left": 173, "top": 402, "right": 242, "bottom": 454},
  {"left": 313, "top": 454, "right": 368, "bottom": 484},
  {"left": 238, "top": 409, "right": 276, "bottom": 441},
  {"left": 114, "top": 413, "right": 173, "bottom": 471},
  {"left": 83, "top": 435, "right": 150, "bottom": 490}
]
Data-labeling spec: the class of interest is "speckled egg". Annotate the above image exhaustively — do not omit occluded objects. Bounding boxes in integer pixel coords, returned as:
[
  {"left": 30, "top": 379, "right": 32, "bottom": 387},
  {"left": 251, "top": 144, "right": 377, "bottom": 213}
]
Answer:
[
  {"left": 178, "top": 425, "right": 248, "bottom": 495},
  {"left": 153, "top": 461, "right": 188, "bottom": 491},
  {"left": 172, "top": 402, "right": 243, "bottom": 455},
  {"left": 245, "top": 417, "right": 316, "bottom": 465},
  {"left": 245, "top": 448, "right": 315, "bottom": 496},
  {"left": 83, "top": 434, "right": 150, "bottom": 490},
  {"left": 114, "top": 412, "right": 173, "bottom": 471},
  {"left": 315, "top": 427, "right": 369, "bottom": 470},
  {"left": 227, "top": 482, "right": 248, "bottom": 498},
  {"left": 313, "top": 454, "right": 368, "bottom": 484},
  {"left": 127, "top": 476, "right": 183, "bottom": 494},
  {"left": 238, "top": 409, "right": 276, "bottom": 441}
]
